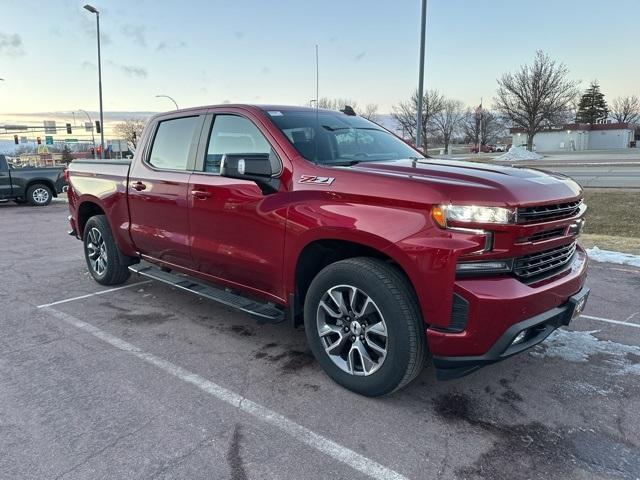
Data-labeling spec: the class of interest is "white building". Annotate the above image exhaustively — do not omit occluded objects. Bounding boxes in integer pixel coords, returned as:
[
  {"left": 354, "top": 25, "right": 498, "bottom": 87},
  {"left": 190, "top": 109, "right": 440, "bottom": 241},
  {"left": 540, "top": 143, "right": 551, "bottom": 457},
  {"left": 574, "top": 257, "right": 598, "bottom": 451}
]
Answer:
[{"left": 511, "top": 123, "right": 635, "bottom": 152}]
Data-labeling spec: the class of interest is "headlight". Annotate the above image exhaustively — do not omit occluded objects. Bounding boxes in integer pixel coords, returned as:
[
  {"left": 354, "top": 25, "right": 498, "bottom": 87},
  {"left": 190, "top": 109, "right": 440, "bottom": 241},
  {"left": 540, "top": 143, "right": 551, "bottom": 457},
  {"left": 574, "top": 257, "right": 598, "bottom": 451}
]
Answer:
[{"left": 432, "top": 204, "right": 515, "bottom": 227}]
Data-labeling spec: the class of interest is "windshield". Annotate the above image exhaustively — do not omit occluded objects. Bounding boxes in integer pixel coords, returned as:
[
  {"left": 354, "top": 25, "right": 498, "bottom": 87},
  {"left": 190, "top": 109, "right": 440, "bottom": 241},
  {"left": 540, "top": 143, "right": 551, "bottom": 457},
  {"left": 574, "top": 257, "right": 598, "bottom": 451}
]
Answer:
[{"left": 266, "top": 110, "right": 423, "bottom": 165}]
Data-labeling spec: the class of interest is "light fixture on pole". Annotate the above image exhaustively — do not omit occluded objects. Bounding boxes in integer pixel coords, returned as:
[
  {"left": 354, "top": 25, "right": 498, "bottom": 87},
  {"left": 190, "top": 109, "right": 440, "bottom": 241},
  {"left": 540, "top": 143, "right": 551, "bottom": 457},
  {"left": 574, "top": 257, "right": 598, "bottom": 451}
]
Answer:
[
  {"left": 84, "top": 4, "right": 105, "bottom": 159},
  {"left": 415, "top": 0, "right": 427, "bottom": 153},
  {"left": 79, "top": 109, "right": 97, "bottom": 159},
  {"left": 155, "top": 94, "right": 179, "bottom": 110}
]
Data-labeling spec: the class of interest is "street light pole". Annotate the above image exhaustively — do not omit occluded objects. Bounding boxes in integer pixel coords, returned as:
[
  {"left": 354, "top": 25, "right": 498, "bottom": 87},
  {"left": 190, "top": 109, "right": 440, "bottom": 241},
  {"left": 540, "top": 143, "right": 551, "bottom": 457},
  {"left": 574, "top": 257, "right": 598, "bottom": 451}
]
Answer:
[
  {"left": 415, "top": 0, "right": 427, "bottom": 153},
  {"left": 84, "top": 4, "right": 105, "bottom": 159},
  {"left": 155, "top": 94, "right": 179, "bottom": 110}
]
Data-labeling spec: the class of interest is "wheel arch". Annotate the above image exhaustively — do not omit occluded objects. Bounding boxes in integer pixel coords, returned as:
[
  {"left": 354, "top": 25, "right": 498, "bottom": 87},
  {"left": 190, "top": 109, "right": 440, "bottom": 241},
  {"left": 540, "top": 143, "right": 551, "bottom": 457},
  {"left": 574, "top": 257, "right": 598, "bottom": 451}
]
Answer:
[
  {"left": 289, "top": 236, "right": 421, "bottom": 327},
  {"left": 26, "top": 179, "right": 58, "bottom": 198}
]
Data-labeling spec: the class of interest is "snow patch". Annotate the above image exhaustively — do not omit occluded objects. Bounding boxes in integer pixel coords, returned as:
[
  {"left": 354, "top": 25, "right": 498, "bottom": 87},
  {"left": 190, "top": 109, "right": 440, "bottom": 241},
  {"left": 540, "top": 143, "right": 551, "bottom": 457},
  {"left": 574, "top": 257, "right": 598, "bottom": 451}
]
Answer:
[
  {"left": 586, "top": 246, "right": 640, "bottom": 268},
  {"left": 531, "top": 329, "right": 640, "bottom": 375},
  {"left": 494, "top": 146, "right": 543, "bottom": 162}
]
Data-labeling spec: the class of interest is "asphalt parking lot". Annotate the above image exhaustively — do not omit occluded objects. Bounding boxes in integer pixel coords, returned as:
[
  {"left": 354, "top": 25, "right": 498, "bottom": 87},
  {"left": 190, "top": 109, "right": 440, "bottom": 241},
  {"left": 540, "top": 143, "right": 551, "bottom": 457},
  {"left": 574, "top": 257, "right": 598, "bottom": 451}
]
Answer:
[{"left": 1, "top": 202, "right": 639, "bottom": 480}]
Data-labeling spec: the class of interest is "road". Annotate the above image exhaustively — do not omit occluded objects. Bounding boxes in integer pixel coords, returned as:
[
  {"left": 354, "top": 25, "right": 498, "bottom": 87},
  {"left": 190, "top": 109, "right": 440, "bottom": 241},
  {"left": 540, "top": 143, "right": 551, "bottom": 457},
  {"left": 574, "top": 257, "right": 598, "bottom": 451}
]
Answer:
[
  {"left": 520, "top": 164, "right": 640, "bottom": 188},
  {"left": 1, "top": 202, "right": 639, "bottom": 480}
]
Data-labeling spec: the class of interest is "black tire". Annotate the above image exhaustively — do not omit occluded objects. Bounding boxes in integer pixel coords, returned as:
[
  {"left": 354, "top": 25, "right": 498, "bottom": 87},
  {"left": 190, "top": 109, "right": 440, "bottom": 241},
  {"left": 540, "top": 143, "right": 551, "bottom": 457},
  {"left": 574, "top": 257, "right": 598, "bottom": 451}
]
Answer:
[
  {"left": 83, "top": 215, "right": 131, "bottom": 285},
  {"left": 26, "top": 183, "right": 53, "bottom": 206},
  {"left": 304, "top": 257, "right": 427, "bottom": 397}
]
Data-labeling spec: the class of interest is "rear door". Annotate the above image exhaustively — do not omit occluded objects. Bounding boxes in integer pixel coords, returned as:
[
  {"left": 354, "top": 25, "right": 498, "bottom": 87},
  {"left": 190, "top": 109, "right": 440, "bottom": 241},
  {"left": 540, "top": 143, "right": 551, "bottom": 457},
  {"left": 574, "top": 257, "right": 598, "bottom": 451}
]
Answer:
[
  {"left": 128, "top": 113, "right": 204, "bottom": 268},
  {"left": 187, "top": 110, "right": 288, "bottom": 301}
]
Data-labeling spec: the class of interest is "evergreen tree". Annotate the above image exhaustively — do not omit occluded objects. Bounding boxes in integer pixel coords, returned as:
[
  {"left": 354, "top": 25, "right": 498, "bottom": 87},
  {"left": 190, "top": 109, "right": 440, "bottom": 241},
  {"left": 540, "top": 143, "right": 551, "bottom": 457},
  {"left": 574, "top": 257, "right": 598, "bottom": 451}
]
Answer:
[
  {"left": 61, "top": 144, "right": 74, "bottom": 164},
  {"left": 575, "top": 81, "right": 608, "bottom": 123}
]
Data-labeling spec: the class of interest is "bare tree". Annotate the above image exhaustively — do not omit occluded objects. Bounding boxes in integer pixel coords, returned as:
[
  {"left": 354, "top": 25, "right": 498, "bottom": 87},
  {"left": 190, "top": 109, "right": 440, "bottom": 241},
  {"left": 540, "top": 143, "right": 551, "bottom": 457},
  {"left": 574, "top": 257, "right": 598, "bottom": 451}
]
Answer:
[
  {"left": 611, "top": 95, "right": 640, "bottom": 124},
  {"left": 392, "top": 89, "right": 445, "bottom": 152},
  {"left": 495, "top": 51, "right": 579, "bottom": 151},
  {"left": 359, "top": 103, "right": 379, "bottom": 122},
  {"left": 432, "top": 99, "right": 465, "bottom": 154},
  {"left": 113, "top": 119, "right": 146, "bottom": 147},
  {"left": 462, "top": 108, "right": 504, "bottom": 146},
  {"left": 308, "top": 98, "right": 378, "bottom": 122}
]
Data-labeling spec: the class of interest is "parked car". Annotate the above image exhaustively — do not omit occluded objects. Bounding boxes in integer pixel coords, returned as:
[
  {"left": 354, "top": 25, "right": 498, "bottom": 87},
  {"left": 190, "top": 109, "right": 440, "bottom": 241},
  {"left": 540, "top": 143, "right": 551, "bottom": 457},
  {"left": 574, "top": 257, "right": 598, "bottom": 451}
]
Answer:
[
  {"left": 470, "top": 144, "right": 494, "bottom": 153},
  {"left": 0, "top": 154, "right": 67, "bottom": 206},
  {"left": 494, "top": 143, "right": 508, "bottom": 152},
  {"left": 66, "top": 104, "right": 589, "bottom": 396}
]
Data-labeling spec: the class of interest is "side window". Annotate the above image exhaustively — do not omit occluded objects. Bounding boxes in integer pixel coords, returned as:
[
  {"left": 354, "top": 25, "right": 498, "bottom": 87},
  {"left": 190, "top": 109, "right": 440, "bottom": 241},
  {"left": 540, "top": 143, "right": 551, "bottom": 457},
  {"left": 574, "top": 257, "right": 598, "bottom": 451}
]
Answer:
[
  {"left": 148, "top": 116, "right": 200, "bottom": 170},
  {"left": 204, "top": 115, "right": 272, "bottom": 174}
]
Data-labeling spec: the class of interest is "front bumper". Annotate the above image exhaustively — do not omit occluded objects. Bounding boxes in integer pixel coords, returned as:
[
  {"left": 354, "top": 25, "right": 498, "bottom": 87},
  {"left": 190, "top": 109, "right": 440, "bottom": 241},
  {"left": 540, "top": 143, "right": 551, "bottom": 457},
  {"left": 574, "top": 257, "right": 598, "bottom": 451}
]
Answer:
[
  {"left": 433, "top": 286, "right": 589, "bottom": 379},
  {"left": 428, "top": 246, "right": 589, "bottom": 379}
]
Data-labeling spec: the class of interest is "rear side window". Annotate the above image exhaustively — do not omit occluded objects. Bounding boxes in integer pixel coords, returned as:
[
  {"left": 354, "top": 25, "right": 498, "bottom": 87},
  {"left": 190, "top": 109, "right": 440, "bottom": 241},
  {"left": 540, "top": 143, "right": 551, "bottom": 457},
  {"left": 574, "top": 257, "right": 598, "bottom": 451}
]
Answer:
[
  {"left": 148, "top": 116, "right": 200, "bottom": 170},
  {"left": 204, "top": 115, "right": 272, "bottom": 174}
]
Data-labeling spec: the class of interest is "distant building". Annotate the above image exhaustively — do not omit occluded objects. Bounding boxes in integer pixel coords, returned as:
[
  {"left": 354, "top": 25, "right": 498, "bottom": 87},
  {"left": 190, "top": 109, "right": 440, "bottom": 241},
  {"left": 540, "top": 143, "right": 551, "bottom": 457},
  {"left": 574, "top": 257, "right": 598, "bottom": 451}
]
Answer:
[{"left": 510, "top": 123, "right": 635, "bottom": 152}]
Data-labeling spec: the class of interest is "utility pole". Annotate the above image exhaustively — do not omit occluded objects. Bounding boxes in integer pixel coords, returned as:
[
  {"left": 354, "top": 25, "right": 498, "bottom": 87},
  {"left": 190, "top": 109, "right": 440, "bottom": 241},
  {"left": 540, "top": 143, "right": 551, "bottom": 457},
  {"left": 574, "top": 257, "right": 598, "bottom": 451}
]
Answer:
[
  {"left": 415, "top": 0, "right": 427, "bottom": 153},
  {"left": 84, "top": 4, "right": 105, "bottom": 159}
]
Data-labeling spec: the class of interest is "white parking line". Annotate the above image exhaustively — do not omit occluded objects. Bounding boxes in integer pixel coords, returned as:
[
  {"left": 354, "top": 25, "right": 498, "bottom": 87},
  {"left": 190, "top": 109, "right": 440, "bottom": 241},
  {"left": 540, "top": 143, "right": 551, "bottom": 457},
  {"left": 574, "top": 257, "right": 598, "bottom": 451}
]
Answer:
[
  {"left": 581, "top": 314, "right": 640, "bottom": 329},
  {"left": 45, "top": 307, "right": 408, "bottom": 480},
  {"left": 36, "top": 281, "right": 152, "bottom": 309}
]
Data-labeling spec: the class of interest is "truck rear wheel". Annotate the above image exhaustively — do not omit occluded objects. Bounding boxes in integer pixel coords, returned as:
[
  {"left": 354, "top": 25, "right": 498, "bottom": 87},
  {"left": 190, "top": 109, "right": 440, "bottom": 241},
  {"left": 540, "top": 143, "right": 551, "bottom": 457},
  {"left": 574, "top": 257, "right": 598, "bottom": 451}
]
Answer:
[
  {"left": 27, "top": 184, "right": 52, "bottom": 206},
  {"left": 83, "top": 215, "right": 131, "bottom": 285},
  {"left": 304, "top": 257, "right": 427, "bottom": 396}
]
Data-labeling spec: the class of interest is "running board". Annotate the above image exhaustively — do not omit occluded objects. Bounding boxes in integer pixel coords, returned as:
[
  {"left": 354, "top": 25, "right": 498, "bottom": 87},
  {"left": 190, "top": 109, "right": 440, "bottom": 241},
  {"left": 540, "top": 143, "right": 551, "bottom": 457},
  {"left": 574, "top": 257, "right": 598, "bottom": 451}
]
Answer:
[{"left": 129, "top": 262, "right": 285, "bottom": 324}]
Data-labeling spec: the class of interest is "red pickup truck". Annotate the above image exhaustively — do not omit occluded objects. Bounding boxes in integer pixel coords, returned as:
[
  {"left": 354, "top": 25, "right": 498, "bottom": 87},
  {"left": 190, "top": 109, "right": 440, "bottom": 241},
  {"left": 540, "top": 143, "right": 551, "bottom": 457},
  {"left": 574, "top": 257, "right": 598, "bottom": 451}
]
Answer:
[{"left": 67, "top": 104, "right": 589, "bottom": 396}]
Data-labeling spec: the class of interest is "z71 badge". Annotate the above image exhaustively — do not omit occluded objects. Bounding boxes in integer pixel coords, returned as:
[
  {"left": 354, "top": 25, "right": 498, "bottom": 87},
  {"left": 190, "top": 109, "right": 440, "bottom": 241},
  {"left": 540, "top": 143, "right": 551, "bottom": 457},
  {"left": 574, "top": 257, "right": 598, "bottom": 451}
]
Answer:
[{"left": 298, "top": 175, "right": 335, "bottom": 185}]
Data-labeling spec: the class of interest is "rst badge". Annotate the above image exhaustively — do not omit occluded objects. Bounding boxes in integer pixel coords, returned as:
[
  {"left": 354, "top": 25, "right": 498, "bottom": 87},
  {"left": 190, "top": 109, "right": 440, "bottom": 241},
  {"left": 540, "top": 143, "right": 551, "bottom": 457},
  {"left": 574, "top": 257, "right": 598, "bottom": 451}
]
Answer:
[{"left": 299, "top": 175, "right": 335, "bottom": 185}]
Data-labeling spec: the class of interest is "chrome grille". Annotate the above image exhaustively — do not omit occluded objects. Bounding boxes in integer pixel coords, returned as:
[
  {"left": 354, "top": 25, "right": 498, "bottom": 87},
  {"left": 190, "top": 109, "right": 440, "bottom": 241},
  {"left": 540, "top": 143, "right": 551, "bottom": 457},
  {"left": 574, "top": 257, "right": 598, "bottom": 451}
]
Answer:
[
  {"left": 517, "top": 200, "right": 582, "bottom": 223},
  {"left": 514, "top": 241, "right": 577, "bottom": 280}
]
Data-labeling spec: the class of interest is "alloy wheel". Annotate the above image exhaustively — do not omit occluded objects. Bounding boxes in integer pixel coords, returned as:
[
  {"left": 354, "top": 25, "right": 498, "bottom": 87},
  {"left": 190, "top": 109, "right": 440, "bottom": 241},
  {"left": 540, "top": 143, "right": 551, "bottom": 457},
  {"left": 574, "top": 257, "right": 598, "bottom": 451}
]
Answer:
[
  {"left": 316, "top": 285, "right": 388, "bottom": 376},
  {"left": 86, "top": 227, "right": 108, "bottom": 275},
  {"left": 32, "top": 188, "right": 49, "bottom": 204}
]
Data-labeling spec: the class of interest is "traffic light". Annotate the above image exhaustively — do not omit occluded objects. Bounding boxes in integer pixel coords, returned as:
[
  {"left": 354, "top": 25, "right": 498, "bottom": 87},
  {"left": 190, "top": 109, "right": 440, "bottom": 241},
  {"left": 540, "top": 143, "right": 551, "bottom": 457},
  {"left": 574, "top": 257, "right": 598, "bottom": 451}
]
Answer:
[
  {"left": 66, "top": 123, "right": 72, "bottom": 134},
  {"left": 37, "top": 137, "right": 42, "bottom": 145},
  {"left": 95, "top": 121, "right": 101, "bottom": 134},
  {"left": 14, "top": 135, "right": 18, "bottom": 145}
]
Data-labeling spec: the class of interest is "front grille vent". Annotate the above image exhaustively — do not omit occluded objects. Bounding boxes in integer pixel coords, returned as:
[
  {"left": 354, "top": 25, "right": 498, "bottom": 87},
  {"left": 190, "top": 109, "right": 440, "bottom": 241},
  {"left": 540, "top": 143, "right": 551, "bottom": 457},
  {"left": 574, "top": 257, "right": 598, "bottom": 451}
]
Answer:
[
  {"left": 526, "top": 227, "right": 566, "bottom": 243},
  {"left": 513, "top": 241, "right": 576, "bottom": 280},
  {"left": 517, "top": 200, "right": 582, "bottom": 224}
]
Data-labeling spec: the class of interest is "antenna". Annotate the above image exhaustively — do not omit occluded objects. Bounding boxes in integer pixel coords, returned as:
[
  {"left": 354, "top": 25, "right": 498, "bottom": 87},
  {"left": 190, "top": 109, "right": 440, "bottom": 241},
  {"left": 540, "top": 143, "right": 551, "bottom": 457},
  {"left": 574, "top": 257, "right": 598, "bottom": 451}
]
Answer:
[
  {"left": 314, "top": 44, "right": 319, "bottom": 163},
  {"left": 315, "top": 44, "right": 319, "bottom": 107}
]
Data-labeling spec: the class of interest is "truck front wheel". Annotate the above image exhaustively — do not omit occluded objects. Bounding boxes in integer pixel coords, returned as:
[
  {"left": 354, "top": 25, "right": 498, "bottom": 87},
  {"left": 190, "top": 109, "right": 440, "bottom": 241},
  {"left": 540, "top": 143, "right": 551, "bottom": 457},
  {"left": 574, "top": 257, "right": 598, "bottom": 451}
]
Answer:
[
  {"left": 304, "top": 257, "right": 427, "bottom": 396},
  {"left": 83, "top": 215, "right": 131, "bottom": 285}
]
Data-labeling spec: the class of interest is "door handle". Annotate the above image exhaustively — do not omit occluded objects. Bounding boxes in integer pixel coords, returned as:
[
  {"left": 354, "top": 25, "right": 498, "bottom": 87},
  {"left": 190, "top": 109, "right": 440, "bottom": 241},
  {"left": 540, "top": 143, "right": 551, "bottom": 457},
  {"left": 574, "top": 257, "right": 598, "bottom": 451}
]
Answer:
[
  {"left": 191, "top": 189, "right": 212, "bottom": 199},
  {"left": 131, "top": 181, "right": 147, "bottom": 191}
]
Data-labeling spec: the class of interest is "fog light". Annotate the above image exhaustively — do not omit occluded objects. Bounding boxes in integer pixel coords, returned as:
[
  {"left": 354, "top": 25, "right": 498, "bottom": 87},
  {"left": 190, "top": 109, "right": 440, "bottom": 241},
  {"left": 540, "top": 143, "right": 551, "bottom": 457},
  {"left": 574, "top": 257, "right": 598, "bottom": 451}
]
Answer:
[
  {"left": 512, "top": 330, "right": 528, "bottom": 345},
  {"left": 456, "top": 260, "right": 511, "bottom": 274}
]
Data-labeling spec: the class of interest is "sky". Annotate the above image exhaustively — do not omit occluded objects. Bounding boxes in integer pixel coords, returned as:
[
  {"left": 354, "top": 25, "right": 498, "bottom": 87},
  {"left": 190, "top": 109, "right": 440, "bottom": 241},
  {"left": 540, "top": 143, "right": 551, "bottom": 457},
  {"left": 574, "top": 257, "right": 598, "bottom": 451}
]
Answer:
[{"left": 0, "top": 0, "right": 639, "bottom": 130}]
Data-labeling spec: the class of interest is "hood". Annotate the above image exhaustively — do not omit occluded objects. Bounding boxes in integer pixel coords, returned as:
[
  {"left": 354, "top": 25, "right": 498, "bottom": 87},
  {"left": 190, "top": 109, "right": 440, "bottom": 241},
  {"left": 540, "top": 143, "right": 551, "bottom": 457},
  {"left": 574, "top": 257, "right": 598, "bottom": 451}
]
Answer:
[{"left": 350, "top": 159, "right": 582, "bottom": 206}]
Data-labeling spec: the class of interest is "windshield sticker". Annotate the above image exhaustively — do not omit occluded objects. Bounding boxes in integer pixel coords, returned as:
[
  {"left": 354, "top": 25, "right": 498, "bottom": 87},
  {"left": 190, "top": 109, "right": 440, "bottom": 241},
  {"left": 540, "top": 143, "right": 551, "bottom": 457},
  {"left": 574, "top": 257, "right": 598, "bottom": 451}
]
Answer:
[
  {"left": 267, "top": 111, "right": 284, "bottom": 116},
  {"left": 299, "top": 175, "right": 335, "bottom": 185}
]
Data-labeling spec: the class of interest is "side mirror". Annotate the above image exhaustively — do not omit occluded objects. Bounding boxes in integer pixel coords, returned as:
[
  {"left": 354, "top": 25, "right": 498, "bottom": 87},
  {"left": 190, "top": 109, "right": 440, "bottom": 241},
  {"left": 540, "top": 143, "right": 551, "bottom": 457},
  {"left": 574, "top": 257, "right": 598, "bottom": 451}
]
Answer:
[{"left": 220, "top": 153, "right": 279, "bottom": 193}]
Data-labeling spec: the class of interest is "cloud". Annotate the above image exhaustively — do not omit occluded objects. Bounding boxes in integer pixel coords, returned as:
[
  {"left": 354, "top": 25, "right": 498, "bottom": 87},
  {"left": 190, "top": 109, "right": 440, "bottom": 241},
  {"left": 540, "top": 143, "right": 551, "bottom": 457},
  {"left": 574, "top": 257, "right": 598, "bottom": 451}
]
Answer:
[
  {"left": 261, "top": 66, "right": 270, "bottom": 74},
  {"left": 156, "top": 40, "right": 188, "bottom": 52},
  {"left": 0, "top": 32, "right": 25, "bottom": 56},
  {"left": 234, "top": 31, "right": 244, "bottom": 39},
  {"left": 81, "top": 60, "right": 96, "bottom": 70},
  {"left": 121, "top": 24, "right": 147, "bottom": 47},
  {"left": 120, "top": 65, "right": 148, "bottom": 78},
  {"left": 353, "top": 51, "right": 366, "bottom": 62}
]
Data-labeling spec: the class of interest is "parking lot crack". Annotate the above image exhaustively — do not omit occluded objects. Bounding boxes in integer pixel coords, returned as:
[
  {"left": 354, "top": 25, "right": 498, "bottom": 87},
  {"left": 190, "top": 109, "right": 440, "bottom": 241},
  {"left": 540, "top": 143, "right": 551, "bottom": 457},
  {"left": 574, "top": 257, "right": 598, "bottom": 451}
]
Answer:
[{"left": 53, "top": 420, "right": 152, "bottom": 480}]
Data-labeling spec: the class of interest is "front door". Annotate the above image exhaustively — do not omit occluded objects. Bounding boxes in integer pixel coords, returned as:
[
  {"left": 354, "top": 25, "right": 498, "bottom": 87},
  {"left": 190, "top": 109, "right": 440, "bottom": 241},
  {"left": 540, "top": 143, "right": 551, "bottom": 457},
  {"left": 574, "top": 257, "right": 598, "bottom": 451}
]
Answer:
[
  {"left": 188, "top": 112, "right": 287, "bottom": 302},
  {"left": 128, "top": 114, "right": 204, "bottom": 268}
]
